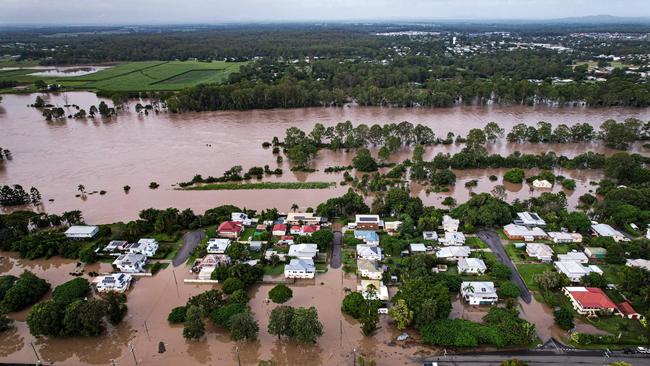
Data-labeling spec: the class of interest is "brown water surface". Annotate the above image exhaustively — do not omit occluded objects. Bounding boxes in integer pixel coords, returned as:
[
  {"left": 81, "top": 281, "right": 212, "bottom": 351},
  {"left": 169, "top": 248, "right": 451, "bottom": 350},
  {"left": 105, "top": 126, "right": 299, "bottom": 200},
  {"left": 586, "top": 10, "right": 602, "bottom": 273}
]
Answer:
[{"left": 1, "top": 91, "right": 649, "bottom": 223}]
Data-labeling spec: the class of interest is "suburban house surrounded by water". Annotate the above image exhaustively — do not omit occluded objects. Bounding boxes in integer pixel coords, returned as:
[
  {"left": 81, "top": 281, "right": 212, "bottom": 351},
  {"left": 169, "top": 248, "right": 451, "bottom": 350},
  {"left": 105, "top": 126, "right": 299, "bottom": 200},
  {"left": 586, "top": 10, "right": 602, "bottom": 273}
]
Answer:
[
  {"left": 64, "top": 225, "right": 99, "bottom": 239},
  {"left": 461, "top": 281, "right": 498, "bottom": 305}
]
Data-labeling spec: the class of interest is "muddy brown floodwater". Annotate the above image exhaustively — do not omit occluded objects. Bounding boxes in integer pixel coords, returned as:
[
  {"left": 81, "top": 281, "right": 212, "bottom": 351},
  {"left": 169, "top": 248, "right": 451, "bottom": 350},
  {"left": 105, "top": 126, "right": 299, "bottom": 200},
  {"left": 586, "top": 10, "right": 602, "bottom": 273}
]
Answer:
[{"left": 1, "top": 92, "right": 649, "bottom": 223}]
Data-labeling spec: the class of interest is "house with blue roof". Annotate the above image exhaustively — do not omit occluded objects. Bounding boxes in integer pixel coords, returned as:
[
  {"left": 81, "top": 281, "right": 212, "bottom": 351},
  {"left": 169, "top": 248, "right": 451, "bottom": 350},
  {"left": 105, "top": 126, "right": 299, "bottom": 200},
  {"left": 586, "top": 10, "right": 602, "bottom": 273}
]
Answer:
[{"left": 354, "top": 230, "right": 380, "bottom": 246}]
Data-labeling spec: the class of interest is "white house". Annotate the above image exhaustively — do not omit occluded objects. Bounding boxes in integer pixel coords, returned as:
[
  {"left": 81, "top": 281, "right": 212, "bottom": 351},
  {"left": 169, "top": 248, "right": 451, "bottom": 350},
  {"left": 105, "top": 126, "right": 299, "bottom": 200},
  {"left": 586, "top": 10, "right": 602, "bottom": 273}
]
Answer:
[
  {"left": 125, "top": 238, "right": 158, "bottom": 257},
  {"left": 557, "top": 251, "right": 589, "bottom": 264},
  {"left": 384, "top": 221, "right": 402, "bottom": 236},
  {"left": 409, "top": 243, "right": 427, "bottom": 254},
  {"left": 503, "top": 224, "right": 547, "bottom": 241},
  {"left": 286, "top": 212, "right": 322, "bottom": 225},
  {"left": 288, "top": 243, "right": 318, "bottom": 260},
  {"left": 461, "top": 281, "right": 498, "bottom": 305},
  {"left": 355, "top": 214, "right": 383, "bottom": 230},
  {"left": 104, "top": 240, "right": 127, "bottom": 252},
  {"left": 284, "top": 259, "right": 315, "bottom": 279},
  {"left": 626, "top": 258, "right": 650, "bottom": 272},
  {"left": 357, "top": 259, "right": 383, "bottom": 280},
  {"left": 206, "top": 238, "right": 231, "bottom": 254},
  {"left": 358, "top": 280, "right": 389, "bottom": 301},
  {"left": 356, "top": 245, "right": 382, "bottom": 261},
  {"left": 64, "top": 225, "right": 99, "bottom": 239},
  {"left": 515, "top": 212, "right": 547, "bottom": 227},
  {"left": 198, "top": 266, "right": 215, "bottom": 280},
  {"left": 458, "top": 258, "right": 487, "bottom": 275},
  {"left": 436, "top": 246, "right": 471, "bottom": 261},
  {"left": 526, "top": 243, "right": 554, "bottom": 262},
  {"left": 112, "top": 253, "right": 147, "bottom": 273},
  {"left": 591, "top": 224, "right": 629, "bottom": 242},
  {"left": 532, "top": 179, "right": 553, "bottom": 189},
  {"left": 554, "top": 261, "right": 590, "bottom": 283},
  {"left": 440, "top": 232, "right": 466, "bottom": 246},
  {"left": 264, "top": 249, "right": 287, "bottom": 262},
  {"left": 423, "top": 231, "right": 438, "bottom": 241},
  {"left": 442, "top": 215, "right": 459, "bottom": 232},
  {"left": 231, "top": 212, "right": 251, "bottom": 226},
  {"left": 548, "top": 232, "right": 583, "bottom": 244},
  {"left": 95, "top": 273, "right": 132, "bottom": 293}
]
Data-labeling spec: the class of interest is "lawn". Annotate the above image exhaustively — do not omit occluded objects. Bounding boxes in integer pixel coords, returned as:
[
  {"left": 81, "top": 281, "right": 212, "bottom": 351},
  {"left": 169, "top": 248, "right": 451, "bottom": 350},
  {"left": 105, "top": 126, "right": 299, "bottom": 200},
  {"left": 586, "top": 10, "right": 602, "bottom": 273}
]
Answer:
[
  {"left": 465, "top": 236, "right": 487, "bottom": 249},
  {"left": 239, "top": 228, "right": 256, "bottom": 241},
  {"left": 580, "top": 316, "right": 648, "bottom": 346},
  {"left": 182, "top": 182, "right": 335, "bottom": 190},
  {"left": 516, "top": 263, "right": 554, "bottom": 291},
  {"left": 505, "top": 243, "right": 526, "bottom": 263},
  {"left": 263, "top": 265, "right": 284, "bottom": 277}
]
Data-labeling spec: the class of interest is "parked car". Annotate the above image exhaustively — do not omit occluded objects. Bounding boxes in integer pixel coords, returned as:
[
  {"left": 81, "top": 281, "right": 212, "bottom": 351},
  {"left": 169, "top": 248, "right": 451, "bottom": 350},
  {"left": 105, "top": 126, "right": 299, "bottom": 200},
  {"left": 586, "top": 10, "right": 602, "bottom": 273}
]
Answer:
[
  {"left": 623, "top": 347, "right": 634, "bottom": 354},
  {"left": 637, "top": 346, "right": 650, "bottom": 354}
]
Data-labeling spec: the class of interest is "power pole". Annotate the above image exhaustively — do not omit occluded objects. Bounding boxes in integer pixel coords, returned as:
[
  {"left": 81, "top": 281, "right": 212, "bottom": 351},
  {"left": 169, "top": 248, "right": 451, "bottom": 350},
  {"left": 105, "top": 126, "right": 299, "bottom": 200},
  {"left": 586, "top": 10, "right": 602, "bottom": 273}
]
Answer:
[
  {"left": 129, "top": 343, "right": 139, "bottom": 366},
  {"left": 236, "top": 346, "right": 241, "bottom": 366},
  {"left": 172, "top": 269, "right": 180, "bottom": 297},
  {"left": 144, "top": 320, "right": 150, "bottom": 340},
  {"left": 111, "top": 359, "right": 117, "bottom": 366},
  {"left": 30, "top": 341, "right": 42, "bottom": 365}
]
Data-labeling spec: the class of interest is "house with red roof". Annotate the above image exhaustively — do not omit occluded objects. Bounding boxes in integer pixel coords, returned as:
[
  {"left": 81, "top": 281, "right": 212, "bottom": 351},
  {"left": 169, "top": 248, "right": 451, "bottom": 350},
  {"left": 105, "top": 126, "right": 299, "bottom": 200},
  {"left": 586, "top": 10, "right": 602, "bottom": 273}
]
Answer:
[
  {"left": 617, "top": 301, "right": 643, "bottom": 320},
  {"left": 563, "top": 287, "right": 618, "bottom": 317},
  {"left": 217, "top": 221, "right": 244, "bottom": 239},
  {"left": 290, "top": 225, "right": 302, "bottom": 235},
  {"left": 300, "top": 225, "right": 320, "bottom": 236},
  {"left": 272, "top": 224, "right": 287, "bottom": 236},
  {"left": 278, "top": 235, "right": 294, "bottom": 245}
]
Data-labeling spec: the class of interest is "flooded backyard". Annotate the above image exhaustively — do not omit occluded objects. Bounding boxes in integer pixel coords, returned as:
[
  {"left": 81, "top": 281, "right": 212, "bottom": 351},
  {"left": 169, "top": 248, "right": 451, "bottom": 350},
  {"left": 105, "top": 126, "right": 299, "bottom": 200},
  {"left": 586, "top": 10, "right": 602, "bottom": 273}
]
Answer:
[{"left": 1, "top": 91, "right": 650, "bottom": 224}]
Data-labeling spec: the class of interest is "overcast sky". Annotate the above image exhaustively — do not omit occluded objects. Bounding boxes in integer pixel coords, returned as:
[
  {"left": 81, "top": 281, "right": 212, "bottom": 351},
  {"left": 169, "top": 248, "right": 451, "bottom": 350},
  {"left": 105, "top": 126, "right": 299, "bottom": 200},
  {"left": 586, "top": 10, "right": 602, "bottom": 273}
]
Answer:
[{"left": 1, "top": 0, "right": 649, "bottom": 25}]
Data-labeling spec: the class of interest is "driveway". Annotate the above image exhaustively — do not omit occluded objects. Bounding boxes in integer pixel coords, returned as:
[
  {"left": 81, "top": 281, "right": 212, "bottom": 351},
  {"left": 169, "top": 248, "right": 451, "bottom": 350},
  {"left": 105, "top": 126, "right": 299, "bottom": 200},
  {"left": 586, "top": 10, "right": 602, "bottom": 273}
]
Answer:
[
  {"left": 476, "top": 229, "right": 531, "bottom": 303},
  {"left": 172, "top": 229, "right": 205, "bottom": 267},
  {"left": 330, "top": 230, "right": 342, "bottom": 269}
]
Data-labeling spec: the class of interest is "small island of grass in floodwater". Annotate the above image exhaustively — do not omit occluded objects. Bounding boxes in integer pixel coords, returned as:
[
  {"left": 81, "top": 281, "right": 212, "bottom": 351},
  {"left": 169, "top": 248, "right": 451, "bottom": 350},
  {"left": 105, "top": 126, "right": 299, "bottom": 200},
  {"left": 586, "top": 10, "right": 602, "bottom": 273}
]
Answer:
[{"left": 180, "top": 181, "right": 335, "bottom": 190}]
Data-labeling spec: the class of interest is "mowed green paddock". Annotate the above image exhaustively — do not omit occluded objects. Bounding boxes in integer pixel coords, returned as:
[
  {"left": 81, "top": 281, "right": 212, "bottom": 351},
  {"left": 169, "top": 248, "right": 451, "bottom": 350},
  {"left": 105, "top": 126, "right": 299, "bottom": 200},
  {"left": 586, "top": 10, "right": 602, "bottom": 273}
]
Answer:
[{"left": 0, "top": 60, "right": 247, "bottom": 93}]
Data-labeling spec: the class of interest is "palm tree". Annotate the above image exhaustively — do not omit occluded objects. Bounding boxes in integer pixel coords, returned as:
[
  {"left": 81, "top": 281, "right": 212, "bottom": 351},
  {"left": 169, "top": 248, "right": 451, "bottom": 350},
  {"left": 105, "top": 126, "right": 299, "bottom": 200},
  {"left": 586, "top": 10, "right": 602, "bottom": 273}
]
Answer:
[
  {"left": 291, "top": 203, "right": 299, "bottom": 212},
  {"left": 77, "top": 184, "right": 86, "bottom": 194},
  {"left": 462, "top": 283, "right": 475, "bottom": 294}
]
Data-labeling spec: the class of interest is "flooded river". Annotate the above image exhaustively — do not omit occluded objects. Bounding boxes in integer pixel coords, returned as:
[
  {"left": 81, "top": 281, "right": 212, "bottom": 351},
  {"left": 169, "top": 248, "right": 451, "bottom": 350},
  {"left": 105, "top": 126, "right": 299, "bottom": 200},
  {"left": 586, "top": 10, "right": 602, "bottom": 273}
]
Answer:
[{"left": 1, "top": 92, "right": 649, "bottom": 223}]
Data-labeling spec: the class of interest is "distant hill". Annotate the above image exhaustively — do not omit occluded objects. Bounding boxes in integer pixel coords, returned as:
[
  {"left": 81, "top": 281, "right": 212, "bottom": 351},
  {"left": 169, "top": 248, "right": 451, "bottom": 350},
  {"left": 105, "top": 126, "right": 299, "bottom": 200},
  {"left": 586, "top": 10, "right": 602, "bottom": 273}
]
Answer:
[{"left": 547, "top": 15, "right": 650, "bottom": 24}]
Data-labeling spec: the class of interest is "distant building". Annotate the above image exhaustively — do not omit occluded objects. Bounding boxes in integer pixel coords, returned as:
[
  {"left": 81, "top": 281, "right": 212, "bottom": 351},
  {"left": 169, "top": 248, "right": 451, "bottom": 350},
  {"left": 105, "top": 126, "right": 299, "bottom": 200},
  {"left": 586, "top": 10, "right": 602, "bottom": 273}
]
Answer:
[
  {"left": 288, "top": 243, "right": 318, "bottom": 260},
  {"left": 217, "top": 221, "right": 244, "bottom": 239},
  {"left": 423, "top": 231, "right": 438, "bottom": 241},
  {"left": 384, "top": 221, "right": 402, "bottom": 236},
  {"left": 442, "top": 215, "right": 459, "bottom": 232},
  {"left": 358, "top": 280, "right": 389, "bottom": 301},
  {"left": 125, "top": 238, "right": 158, "bottom": 257},
  {"left": 357, "top": 259, "right": 383, "bottom": 280},
  {"left": 440, "top": 232, "right": 466, "bottom": 246},
  {"left": 503, "top": 224, "right": 547, "bottom": 241},
  {"left": 300, "top": 225, "right": 320, "bottom": 236},
  {"left": 206, "top": 238, "right": 231, "bottom": 254},
  {"left": 355, "top": 214, "right": 383, "bottom": 230},
  {"left": 461, "top": 281, "right": 498, "bottom": 305},
  {"left": 199, "top": 254, "right": 230, "bottom": 268},
  {"left": 356, "top": 245, "right": 382, "bottom": 261},
  {"left": 591, "top": 224, "right": 628, "bottom": 242},
  {"left": 563, "top": 287, "right": 617, "bottom": 317},
  {"left": 248, "top": 241, "right": 263, "bottom": 252},
  {"left": 584, "top": 247, "right": 607, "bottom": 260},
  {"left": 231, "top": 212, "right": 251, "bottom": 226},
  {"left": 554, "top": 261, "right": 590, "bottom": 282},
  {"left": 515, "top": 212, "right": 547, "bottom": 227},
  {"left": 557, "top": 251, "right": 589, "bottom": 264},
  {"left": 548, "top": 232, "right": 582, "bottom": 244},
  {"left": 526, "top": 243, "right": 554, "bottom": 262},
  {"left": 198, "top": 266, "right": 215, "bottom": 280},
  {"left": 458, "top": 258, "right": 487, "bottom": 275},
  {"left": 436, "top": 246, "right": 471, "bottom": 261},
  {"left": 286, "top": 212, "right": 323, "bottom": 225},
  {"left": 272, "top": 224, "right": 287, "bottom": 236},
  {"left": 264, "top": 249, "right": 286, "bottom": 262},
  {"left": 409, "top": 243, "right": 427, "bottom": 254},
  {"left": 278, "top": 235, "right": 294, "bottom": 245},
  {"left": 354, "top": 230, "right": 380, "bottom": 246},
  {"left": 284, "top": 259, "right": 315, "bottom": 279},
  {"left": 532, "top": 179, "right": 553, "bottom": 189},
  {"left": 112, "top": 253, "right": 147, "bottom": 273},
  {"left": 64, "top": 225, "right": 99, "bottom": 239},
  {"left": 105, "top": 240, "right": 127, "bottom": 252},
  {"left": 95, "top": 273, "right": 132, "bottom": 293},
  {"left": 626, "top": 258, "right": 650, "bottom": 272}
]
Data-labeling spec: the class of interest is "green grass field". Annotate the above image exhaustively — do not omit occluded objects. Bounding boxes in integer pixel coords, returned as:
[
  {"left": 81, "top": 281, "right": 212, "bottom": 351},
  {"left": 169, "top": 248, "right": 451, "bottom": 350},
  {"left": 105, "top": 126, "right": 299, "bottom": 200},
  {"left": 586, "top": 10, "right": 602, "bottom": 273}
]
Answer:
[
  {"left": 516, "top": 263, "right": 554, "bottom": 291},
  {"left": 0, "top": 60, "right": 247, "bottom": 93}
]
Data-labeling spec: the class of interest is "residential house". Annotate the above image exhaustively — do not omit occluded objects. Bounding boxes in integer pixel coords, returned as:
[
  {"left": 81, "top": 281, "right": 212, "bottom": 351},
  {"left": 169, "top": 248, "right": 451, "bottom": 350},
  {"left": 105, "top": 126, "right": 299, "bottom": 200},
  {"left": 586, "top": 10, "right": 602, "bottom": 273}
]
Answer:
[
  {"left": 198, "top": 266, "right": 215, "bottom": 280},
  {"left": 199, "top": 254, "right": 230, "bottom": 268},
  {"left": 231, "top": 212, "right": 251, "bottom": 226},
  {"left": 626, "top": 258, "right": 650, "bottom": 272},
  {"left": 557, "top": 251, "right": 589, "bottom": 264},
  {"left": 554, "top": 261, "right": 590, "bottom": 282},
  {"left": 104, "top": 240, "right": 127, "bottom": 252},
  {"left": 206, "top": 238, "right": 231, "bottom": 254},
  {"left": 357, "top": 280, "right": 389, "bottom": 301},
  {"left": 436, "top": 246, "right": 471, "bottom": 262},
  {"left": 617, "top": 301, "right": 643, "bottom": 320},
  {"left": 354, "top": 230, "right": 380, "bottom": 246},
  {"left": 300, "top": 225, "right": 320, "bottom": 236},
  {"left": 591, "top": 223, "right": 629, "bottom": 242},
  {"left": 584, "top": 247, "right": 607, "bottom": 261},
  {"left": 64, "top": 225, "right": 99, "bottom": 239},
  {"left": 218, "top": 221, "right": 244, "bottom": 239},
  {"left": 442, "top": 215, "right": 459, "bottom": 232},
  {"left": 503, "top": 224, "right": 547, "bottom": 241},
  {"left": 112, "top": 253, "right": 147, "bottom": 273},
  {"left": 284, "top": 259, "right": 316, "bottom": 279},
  {"left": 548, "top": 232, "right": 583, "bottom": 244},
  {"left": 423, "top": 231, "right": 438, "bottom": 241},
  {"left": 526, "top": 243, "right": 554, "bottom": 262},
  {"left": 515, "top": 212, "right": 547, "bottom": 227},
  {"left": 563, "top": 287, "right": 618, "bottom": 316},
  {"left": 288, "top": 243, "right": 318, "bottom": 260},
  {"left": 441, "top": 232, "right": 466, "bottom": 246},
  {"left": 532, "top": 179, "right": 553, "bottom": 189},
  {"left": 125, "top": 238, "right": 158, "bottom": 257},
  {"left": 264, "top": 249, "right": 286, "bottom": 262},
  {"left": 355, "top": 214, "right": 383, "bottom": 230},
  {"left": 255, "top": 224, "right": 268, "bottom": 232},
  {"left": 290, "top": 225, "right": 302, "bottom": 235},
  {"left": 356, "top": 245, "right": 382, "bottom": 261},
  {"left": 357, "top": 259, "right": 383, "bottom": 280},
  {"left": 458, "top": 258, "right": 487, "bottom": 275},
  {"left": 95, "top": 273, "right": 132, "bottom": 293},
  {"left": 278, "top": 235, "right": 294, "bottom": 245},
  {"left": 384, "top": 221, "right": 402, "bottom": 236},
  {"left": 286, "top": 212, "right": 322, "bottom": 225},
  {"left": 272, "top": 224, "right": 287, "bottom": 236},
  {"left": 409, "top": 243, "right": 427, "bottom": 254},
  {"left": 461, "top": 281, "right": 498, "bottom": 305},
  {"left": 249, "top": 241, "right": 263, "bottom": 252}
]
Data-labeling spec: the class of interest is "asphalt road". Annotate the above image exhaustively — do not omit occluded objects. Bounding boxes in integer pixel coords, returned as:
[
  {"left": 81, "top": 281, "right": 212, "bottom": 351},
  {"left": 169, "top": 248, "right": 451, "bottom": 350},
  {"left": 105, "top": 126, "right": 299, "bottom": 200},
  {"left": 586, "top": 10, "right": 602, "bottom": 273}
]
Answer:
[
  {"left": 476, "top": 230, "right": 531, "bottom": 304},
  {"left": 424, "top": 350, "right": 650, "bottom": 366},
  {"left": 330, "top": 230, "right": 342, "bottom": 268},
  {"left": 172, "top": 229, "right": 205, "bottom": 267}
]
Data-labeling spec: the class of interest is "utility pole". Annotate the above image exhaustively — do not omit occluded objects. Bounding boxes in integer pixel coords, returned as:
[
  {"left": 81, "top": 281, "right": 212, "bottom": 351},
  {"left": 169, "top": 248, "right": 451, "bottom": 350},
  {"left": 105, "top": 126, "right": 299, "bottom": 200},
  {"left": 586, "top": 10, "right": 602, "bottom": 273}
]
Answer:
[
  {"left": 172, "top": 269, "right": 180, "bottom": 297},
  {"left": 352, "top": 348, "right": 357, "bottom": 366},
  {"left": 111, "top": 359, "right": 117, "bottom": 366},
  {"left": 129, "top": 343, "right": 139, "bottom": 366},
  {"left": 30, "top": 341, "right": 41, "bottom": 365},
  {"left": 236, "top": 346, "right": 241, "bottom": 366},
  {"left": 144, "top": 320, "right": 150, "bottom": 339}
]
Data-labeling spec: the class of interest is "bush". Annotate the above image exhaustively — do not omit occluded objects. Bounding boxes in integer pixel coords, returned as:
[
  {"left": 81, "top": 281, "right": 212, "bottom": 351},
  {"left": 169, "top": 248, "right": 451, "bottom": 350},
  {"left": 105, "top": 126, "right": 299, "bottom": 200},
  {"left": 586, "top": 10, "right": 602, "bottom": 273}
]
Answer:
[
  {"left": 2, "top": 271, "right": 50, "bottom": 312},
  {"left": 228, "top": 311, "right": 259, "bottom": 341},
  {"left": 341, "top": 292, "right": 366, "bottom": 319},
  {"left": 211, "top": 303, "right": 247, "bottom": 326},
  {"left": 221, "top": 278, "right": 245, "bottom": 295},
  {"left": 52, "top": 278, "right": 90, "bottom": 305},
  {"left": 503, "top": 168, "right": 525, "bottom": 184},
  {"left": 497, "top": 281, "right": 521, "bottom": 299},
  {"left": 553, "top": 307, "right": 574, "bottom": 330},
  {"left": 268, "top": 284, "right": 293, "bottom": 304},
  {"left": 168, "top": 306, "right": 187, "bottom": 324},
  {"left": 0, "top": 275, "right": 18, "bottom": 301}
]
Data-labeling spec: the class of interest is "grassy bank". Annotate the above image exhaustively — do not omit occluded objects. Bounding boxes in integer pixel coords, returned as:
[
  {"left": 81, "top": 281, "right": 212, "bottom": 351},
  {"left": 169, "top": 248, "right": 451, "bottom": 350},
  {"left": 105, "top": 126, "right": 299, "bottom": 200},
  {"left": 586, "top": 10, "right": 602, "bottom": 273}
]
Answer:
[{"left": 181, "top": 182, "right": 336, "bottom": 190}]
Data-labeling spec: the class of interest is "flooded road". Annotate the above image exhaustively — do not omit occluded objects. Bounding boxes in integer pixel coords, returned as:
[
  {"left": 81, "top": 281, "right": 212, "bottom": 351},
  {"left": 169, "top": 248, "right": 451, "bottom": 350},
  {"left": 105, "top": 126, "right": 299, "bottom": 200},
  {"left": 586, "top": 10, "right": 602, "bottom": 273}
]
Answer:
[
  {"left": 0, "top": 252, "right": 434, "bottom": 366},
  {"left": 1, "top": 92, "right": 649, "bottom": 223}
]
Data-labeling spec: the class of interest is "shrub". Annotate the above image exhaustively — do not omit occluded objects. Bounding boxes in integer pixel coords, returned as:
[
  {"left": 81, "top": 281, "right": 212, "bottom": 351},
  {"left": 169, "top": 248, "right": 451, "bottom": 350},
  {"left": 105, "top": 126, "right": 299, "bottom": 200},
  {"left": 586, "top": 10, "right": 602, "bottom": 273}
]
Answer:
[
  {"left": 268, "top": 284, "right": 293, "bottom": 304},
  {"left": 497, "top": 281, "right": 521, "bottom": 299},
  {"left": 503, "top": 168, "right": 525, "bottom": 184},
  {"left": 168, "top": 306, "right": 187, "bottom": 324},
  {"left": 221, "top": 278, "right": 244, "bottom": 295},
  {"left": 211, "top": 303, "right": 247, "bottom": 326},
  {"left": 2, "top": 271, "right": 50, "bottom": 312},
  {"left": 52, "top": 278, "right": 90, "bottom": 305}
]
